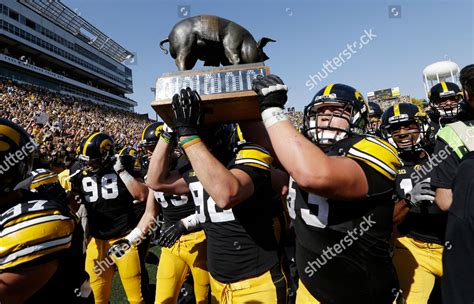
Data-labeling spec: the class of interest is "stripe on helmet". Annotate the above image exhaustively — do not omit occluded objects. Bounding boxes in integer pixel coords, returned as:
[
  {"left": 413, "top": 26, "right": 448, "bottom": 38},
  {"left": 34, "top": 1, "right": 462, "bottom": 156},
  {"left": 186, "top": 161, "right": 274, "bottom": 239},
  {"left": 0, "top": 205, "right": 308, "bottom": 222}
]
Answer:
[
  {"left": 394, "top": 103, "right": 400, "bottom": 116},
  {"left": 323, "top": 84, "right": 335, "bottom": 96},
  {"left": 441, "top": 82, "right": 448, "bottom": 92},
  {"left": 82, "top": 132, "right": 101, "bottom": 156},
  {"left": 0, "top": 125, "right": 21, "bottom": 150}
]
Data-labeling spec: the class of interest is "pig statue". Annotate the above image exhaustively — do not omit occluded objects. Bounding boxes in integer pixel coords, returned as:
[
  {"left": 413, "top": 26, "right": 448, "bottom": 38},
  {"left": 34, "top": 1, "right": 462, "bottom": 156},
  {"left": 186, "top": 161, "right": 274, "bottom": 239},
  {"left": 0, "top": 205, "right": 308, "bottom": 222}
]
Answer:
[{"left": 160, "top": 15, "right": 275, "bottom": 70}]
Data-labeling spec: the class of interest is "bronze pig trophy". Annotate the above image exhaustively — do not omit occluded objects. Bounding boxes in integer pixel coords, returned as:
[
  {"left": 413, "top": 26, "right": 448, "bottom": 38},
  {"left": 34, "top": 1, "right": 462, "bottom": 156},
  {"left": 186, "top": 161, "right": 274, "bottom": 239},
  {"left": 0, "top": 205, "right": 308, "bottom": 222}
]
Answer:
[
  {"left": 152, "top": 15, "right": 275, "bottom": 125},
  {"left": 159, "top": 15, "right": 275, "bottom": 71}
]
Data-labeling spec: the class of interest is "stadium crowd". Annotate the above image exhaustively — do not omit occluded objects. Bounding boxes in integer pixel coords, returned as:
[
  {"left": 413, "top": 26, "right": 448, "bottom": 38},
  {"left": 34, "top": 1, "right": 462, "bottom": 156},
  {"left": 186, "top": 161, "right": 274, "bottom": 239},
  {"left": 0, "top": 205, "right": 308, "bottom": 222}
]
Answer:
[{"left": 0, "top": 79, "right": 151, "bottom": 172}]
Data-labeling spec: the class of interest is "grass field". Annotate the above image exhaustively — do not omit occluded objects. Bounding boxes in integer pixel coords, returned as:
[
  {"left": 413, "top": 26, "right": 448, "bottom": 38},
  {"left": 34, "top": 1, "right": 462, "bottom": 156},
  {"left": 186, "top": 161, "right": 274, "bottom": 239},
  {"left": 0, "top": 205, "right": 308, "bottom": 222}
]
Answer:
[{"left": 110, "top": 245, "right": 161, "bottom": 303}]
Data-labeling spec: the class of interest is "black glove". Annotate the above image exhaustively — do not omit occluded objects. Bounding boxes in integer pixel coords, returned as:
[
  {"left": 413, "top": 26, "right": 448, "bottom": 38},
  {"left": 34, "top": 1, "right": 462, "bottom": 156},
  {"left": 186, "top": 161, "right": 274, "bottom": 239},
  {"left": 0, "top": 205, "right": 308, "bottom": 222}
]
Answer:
[
  {"left": 108, "top": 239, "right": 131, "bottom": 259},
  {"left": 171, "top": 88, "right": 202, "bottom": 137},
  {"left": 157, "top": 220, "right": 187, "bottom": 248},
  {"left": 252, "top": 74, "right": 288, "bottom": 112},
  {"left": 405, "top": 178, "right": 435, "bottom": 208}
]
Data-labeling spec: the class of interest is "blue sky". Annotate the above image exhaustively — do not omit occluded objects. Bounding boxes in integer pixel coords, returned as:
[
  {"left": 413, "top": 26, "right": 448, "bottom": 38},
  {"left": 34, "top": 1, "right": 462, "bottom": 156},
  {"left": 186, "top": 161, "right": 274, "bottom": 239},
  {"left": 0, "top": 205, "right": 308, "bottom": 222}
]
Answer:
[{"left": 63, "top": 0, "right": 473, "bottom": 119}]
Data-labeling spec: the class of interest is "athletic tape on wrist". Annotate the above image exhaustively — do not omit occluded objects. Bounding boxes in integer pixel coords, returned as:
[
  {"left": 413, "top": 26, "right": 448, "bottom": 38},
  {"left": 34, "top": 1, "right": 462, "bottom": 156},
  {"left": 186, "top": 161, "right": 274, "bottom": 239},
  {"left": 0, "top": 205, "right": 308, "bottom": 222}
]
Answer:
[
  {"left": 160, "top": 133, "right": 171, "bottom": 144},
  {"left": 119, "top": 171, "right": 134, "bottom": 186},
  {"left": 181, "top": 214, "right": 200, "bottom": 230},
  {"left": 261, "top": 107, "right": 288, "bottom": 128},
  {"left": 126, "top": 227, "right": 144, "bottom": 245}
]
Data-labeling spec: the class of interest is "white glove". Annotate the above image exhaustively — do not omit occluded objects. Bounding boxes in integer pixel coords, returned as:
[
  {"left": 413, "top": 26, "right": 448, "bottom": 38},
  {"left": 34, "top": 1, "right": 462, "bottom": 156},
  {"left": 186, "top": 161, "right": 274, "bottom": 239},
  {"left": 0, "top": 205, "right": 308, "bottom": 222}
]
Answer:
[
  {"left": 406, "top": 178, "right": 435, "bottom": 208},
  {"left": 113, "top": 155, "right": 125, "bottom": 173}
]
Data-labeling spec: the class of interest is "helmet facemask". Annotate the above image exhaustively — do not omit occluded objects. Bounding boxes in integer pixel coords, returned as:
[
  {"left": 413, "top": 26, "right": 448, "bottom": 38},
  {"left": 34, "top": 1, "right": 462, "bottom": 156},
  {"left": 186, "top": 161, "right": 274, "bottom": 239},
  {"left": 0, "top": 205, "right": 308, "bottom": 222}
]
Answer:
[
  {"left": 367, "top": 116, "right": 381, "bottom": 135},
  {"left": 431, "top": 92, "right": 463, "bottom": 121},
  {"left": 382, "top": 116, "right": 429, "bottom": 154},
  {"left": 304, "top": 98, "right": 366, "bottom": 146},
  {"left": 79, "top": 150, "right": 114, "bottom": 174}
]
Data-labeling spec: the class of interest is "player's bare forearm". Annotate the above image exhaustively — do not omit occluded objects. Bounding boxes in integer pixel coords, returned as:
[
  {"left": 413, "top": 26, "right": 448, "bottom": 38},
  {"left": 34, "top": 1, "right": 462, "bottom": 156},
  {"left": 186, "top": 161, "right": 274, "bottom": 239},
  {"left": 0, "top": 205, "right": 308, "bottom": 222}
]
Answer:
[
  {"left": 266, "top": 121, "right": 368, "bottom": 200},
  {"left": 0, "top": 260, "right": 58, "bottom": 304},
  {"left": 146, "top": 139, "right": 188, "bottom": 194},
  {"left": 123, "top": 177, "right": 148, "bottom": 202},
  {"left": 434, "top": 188, "right": 452, "bottom": 211},
  {"left": 183, "top": 139, "right": 254, "bottom": 209},
  {"left": 136, "top": 190, "right": 160, "bottom": 234},
  {"left": 146, "top": 138, "right": 172, "bottom": 185}
]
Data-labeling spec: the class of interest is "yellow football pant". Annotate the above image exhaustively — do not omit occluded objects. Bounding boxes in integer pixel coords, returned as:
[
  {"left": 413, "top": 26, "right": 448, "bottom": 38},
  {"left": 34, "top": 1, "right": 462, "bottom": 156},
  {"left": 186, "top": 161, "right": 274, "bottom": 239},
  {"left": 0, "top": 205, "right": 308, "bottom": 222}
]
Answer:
[
  {"left": 296, "top": 279, "right": 321, "bottom": 304},
  {"left": 393, "top": 235, "right": 443, "bottom": 304},
  {"left": 85, "top": 236, "right": 145, "bottom": 304},
  {"left": 209, "top": 265, "right": 287, "bottom": 304},
  {"left": 155, "top": 230, "right": 209, "bottom": 304}
]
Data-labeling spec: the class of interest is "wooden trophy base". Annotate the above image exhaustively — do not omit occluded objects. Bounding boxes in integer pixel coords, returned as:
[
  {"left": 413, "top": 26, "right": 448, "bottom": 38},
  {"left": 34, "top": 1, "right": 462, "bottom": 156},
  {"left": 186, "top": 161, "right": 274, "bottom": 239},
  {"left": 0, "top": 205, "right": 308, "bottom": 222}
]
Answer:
[{"left": 151, "top": 63, "right": 269, "bottom": 125}]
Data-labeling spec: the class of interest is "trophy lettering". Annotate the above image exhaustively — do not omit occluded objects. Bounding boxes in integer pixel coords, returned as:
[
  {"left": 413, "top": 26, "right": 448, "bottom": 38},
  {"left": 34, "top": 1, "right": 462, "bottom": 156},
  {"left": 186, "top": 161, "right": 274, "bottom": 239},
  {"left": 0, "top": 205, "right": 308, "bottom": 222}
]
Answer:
[{"left": 152, "top": 15, "right": 274, "bottom": 125}]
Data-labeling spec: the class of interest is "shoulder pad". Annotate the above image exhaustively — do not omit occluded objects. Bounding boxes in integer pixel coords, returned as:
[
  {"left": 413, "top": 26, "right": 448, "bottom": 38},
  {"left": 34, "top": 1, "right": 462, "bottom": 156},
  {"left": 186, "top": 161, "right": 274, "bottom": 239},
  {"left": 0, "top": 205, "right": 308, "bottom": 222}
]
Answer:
[
  {"left": 346, "top": 136, "right": 402, "bottom": 180},
  {"left": 0, "top": 199, "right": 75, "bottom": 270},
  {"left": 234, "top": 143, "right": 273, "bottom": 171}
]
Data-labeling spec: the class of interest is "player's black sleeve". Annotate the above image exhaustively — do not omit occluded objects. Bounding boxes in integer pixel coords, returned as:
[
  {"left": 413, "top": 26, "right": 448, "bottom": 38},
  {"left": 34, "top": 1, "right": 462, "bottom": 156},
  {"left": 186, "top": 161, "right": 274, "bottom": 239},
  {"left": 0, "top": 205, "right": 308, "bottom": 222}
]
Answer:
[
  {"left": 430, "top": 139, "right": 460, "bottom": 189},
  {"left": 231, "top": 162, "right": 269, "bottom": 190},
  {"left": 354, "top": 160, "right": 394, "bottom": 197},
  {"left": 228, "top": 144, "right": 272, "bottom": 190}
]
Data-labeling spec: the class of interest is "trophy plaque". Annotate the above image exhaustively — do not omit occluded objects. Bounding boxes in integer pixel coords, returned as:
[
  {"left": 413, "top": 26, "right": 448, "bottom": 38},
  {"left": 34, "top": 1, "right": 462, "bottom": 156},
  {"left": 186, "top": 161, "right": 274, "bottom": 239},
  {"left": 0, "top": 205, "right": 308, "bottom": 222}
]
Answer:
[{"left": 151, "top": 63, "right": 270, "bottom": 125}]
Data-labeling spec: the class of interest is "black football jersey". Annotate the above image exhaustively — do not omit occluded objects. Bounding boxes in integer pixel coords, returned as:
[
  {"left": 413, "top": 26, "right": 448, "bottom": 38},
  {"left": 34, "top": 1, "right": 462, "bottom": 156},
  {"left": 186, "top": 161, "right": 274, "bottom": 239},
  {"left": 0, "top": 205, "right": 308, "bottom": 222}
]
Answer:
[
  {"left": 395, "top": 156, "right": 447, "bottom": 244},
  {"left": 0, "top": 190, "right": 91, "bottom": 302},
  {"left": 181, "top": 143, "right": 280, "bottom": 283},
  {"left": 69, "top": 162, "right": 138, "bottom": 240},
  {"left": 151, "top": 156, "right": 196, "bottom": 227},
  {"left": 427, "top": 119, "right": 440, "bottom": 143},
  {"left": 289, "top": 135, "right": 402, "bottom": 303},
  {"left": 154, "top": 191, "right": 196, "bottom": 227}
]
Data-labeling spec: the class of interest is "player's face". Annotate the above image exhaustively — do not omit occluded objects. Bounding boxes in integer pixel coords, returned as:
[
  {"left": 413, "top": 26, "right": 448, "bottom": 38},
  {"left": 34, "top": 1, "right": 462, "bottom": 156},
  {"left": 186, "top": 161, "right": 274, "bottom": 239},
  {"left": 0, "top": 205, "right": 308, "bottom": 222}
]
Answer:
[
  {"left": 436, "top": 95, "right": 461, "bottom": 114},
  {"left": 80, "top": 158, "right": 102, "bottom": 173},
  {"left": 316, "top": 105, "right": 351, "bottom": 133},
  {"left": 389, "top": 121, "right": 420, "bottom": 149},
  {"left": 369, "top": 117, "right": 381, "bottom": 131}
]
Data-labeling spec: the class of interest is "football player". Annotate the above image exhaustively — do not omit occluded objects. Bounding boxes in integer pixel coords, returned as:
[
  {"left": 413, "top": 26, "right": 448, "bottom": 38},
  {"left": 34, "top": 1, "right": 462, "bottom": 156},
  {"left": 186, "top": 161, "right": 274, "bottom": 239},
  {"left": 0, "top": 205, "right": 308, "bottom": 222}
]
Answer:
[
  {"left": 428, "top": 81, "right": 463, "bottom": 128},
  {"left": 30, "top": 168, "right": 67, "bottom": 200},
  {"left": 0, "top": 118, "right": 91, "bottom": 303},
  {"left": 368, "top": 101, "right": 383, "bottom": 136},
  {"left": 138, "top": 122, "right": 166, "bottom": 242},
  {"left": 68, "top": 132, "right": 149, "bottom": 304},
  {"left": 252, "top": 76, "right": 402, "bottom": 303},
  {"left": 380, "top": 103, "right": 444, "bottom": 303},
  {"left": 140, "top": 122, "right": 164, "bottom": 173},
  {"left": 118, "top": 146, "right": 153, "bottom": 299},
  {"left": 113, "top": 122, "right": 210, "bottom": 304},
  {"left": 148, "top": 88, "right": 287, "bottom": 303}
]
